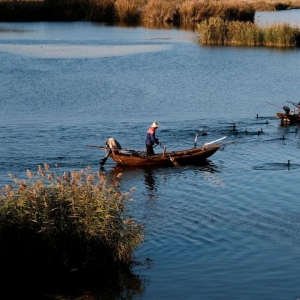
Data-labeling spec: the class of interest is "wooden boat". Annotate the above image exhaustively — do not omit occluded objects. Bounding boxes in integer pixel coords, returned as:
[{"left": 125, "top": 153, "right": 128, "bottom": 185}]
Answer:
[
  {"left": 271, "top": 101, "right": 300, "bottom": 123},
  {"left": 87, "top": 137, "right": 225, "bottom": 167},
  {"left": 276, "top": 112, "right": 287, "bottom": 119},
  {"left": 108, "top": 144, "right": 220, "bottom": 167},
  {"left": 268, "top": 101, "right": 300, "bottom": 123},
  {"left": 276, "top": 112, "right": 300, "bottom": 123},
  {"left": 286, "top": 113, "right": 300, "bottom": 123},
  {"left": 276, "top": 112, "right": 290, "bottom": 123}
]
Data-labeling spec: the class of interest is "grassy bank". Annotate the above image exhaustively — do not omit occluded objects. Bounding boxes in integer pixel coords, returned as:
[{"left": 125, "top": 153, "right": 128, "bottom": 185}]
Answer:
[
  {"left": 0, "top": 164, "right": 144, "bottom": 280},
  {"left": 197, "top": 16, "right": 300, "bottom": 47}
]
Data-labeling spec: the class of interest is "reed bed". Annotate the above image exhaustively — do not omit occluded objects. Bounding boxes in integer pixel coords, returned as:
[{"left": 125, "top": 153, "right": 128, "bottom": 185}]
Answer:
[
  {"left": 142, "top": 0, "right": 182, "bottom": 23},
  {"left": 197, "top": 17, "right": 300, "bottom": 46},
  {"left": 179, "top": 0, "right": 255, "bottom": 23},
  {"left": 0, "top": 0, "right": 255, "bottom": 23},
  {"left": 114, "top": 0, "right": 146, "bottom": 23},
  {"left": 0, "top": 164, "right": 144, "bottom": 276},
  {"left": 2, "top": 0, "right": 298, "bottom": 23},
  {"left": 239, "top": 0, "right": 300, "bottom": 11},
  {"left": 89, "top": 0, "right": 116, "bottom": 22}
]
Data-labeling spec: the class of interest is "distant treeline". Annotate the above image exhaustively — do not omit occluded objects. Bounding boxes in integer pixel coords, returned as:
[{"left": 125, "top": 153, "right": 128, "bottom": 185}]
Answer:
[{"left": 1, "top": 0, "right": 299, "bottom": 23}]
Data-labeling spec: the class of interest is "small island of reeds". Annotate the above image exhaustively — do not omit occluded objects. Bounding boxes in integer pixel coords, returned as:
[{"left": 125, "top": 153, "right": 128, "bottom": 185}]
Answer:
[{"left": 196, "top": 17, "right": 300, "bottom": 47}]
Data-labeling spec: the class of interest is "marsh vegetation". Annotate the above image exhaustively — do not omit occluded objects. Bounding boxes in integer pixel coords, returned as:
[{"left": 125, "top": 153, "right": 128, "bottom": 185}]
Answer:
[
  {"left": 1, "top": 0, "right": 300, "bottom": 23},
  {"left": 197, "top": 17, "right": 300, "bottom": 46},
  {"left": 1, "top": 0, "right": 300, "bottom": 46},
  {"left": 0, "top": 164, "right": 144, "bottom": 297}
]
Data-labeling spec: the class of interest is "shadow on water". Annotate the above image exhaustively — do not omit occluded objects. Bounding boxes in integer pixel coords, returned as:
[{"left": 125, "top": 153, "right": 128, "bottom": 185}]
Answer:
[
  {"left": 112, "top": 21, "right": 197, "bottom": 32},
  {"left": 104, "top": 159, "right": 219, "bottom": 183},
  {"left": 107, "top": 159, "right": 219, "bottom": 175},
  {"left": 254, "top": 161, "right": 300, "bottom": 171},
  {"left": 3, "top": 265, "right": 146, "bottom": 300}
]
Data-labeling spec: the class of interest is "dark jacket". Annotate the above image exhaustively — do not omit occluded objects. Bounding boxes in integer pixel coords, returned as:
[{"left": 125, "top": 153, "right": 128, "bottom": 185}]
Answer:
[{"left": 145, "top": 127, "right": 159, "bottom": 146}]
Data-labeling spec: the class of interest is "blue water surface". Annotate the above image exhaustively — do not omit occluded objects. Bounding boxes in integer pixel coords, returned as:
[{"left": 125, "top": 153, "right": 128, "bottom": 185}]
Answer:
[{"left": 1, "top": 11, "right": 300, "bottom": 300}]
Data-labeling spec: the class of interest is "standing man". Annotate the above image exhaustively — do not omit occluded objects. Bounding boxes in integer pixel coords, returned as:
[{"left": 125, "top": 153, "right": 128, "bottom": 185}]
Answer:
[{"left": 145, "top": 121, "right": 160, "bottom": 156}]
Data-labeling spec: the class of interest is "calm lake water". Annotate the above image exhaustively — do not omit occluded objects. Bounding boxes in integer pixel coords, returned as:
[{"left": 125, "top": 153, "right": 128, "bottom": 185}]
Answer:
[{"left": 1, "top": 10, "right": 300, "bottom": 300}]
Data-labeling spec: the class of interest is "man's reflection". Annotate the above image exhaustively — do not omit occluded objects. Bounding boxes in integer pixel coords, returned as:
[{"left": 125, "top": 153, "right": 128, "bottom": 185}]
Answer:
[
  {"left": 106, "top": 165, "right": 158, "bottom": 199},
  {"left": 144, "top": 169, "right": 156, "bottom": 199}
]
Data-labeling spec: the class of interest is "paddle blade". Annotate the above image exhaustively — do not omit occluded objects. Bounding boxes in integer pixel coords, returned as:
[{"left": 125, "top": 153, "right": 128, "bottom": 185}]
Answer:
[{"left": 170, "top": 156, "right": 180, "bottom": 167}]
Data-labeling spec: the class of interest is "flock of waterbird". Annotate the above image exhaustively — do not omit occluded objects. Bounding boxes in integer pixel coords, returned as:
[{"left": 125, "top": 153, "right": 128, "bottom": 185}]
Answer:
[{"left": 197, "top": 113, "right": 299, "bottom": 170}]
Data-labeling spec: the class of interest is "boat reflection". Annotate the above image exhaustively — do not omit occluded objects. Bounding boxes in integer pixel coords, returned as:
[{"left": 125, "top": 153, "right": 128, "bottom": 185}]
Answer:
[
  {"left": 105, "top": 160, "right": 221, "bottom": 193},
  {"left": 105, "top": 164, "right": 159, "bottom": 199}
]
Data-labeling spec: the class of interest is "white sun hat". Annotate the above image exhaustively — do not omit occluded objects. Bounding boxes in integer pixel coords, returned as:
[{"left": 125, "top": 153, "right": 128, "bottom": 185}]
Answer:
[{"left": 151, "top": 121, "right": 159, "bottom": 128}]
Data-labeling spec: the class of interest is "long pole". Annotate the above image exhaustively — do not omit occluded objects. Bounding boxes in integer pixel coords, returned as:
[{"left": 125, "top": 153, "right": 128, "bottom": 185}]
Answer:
[
  {"left": 204, "top": 136, "right": 226, "bottom": 146},
  {"left": 287, "top": 101, "right": 300, "bottom": 108},
  {"left": 266, "top": 101, "right": 283, "bottom": 109},
  {"left": 86, "top": 144, "right": 137, "bottom": 153},
  {"left": 194, "top": 134, "right": 198, "bottom": 148}
]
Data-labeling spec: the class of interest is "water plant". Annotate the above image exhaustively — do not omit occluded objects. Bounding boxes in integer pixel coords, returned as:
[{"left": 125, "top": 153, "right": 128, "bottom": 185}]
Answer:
[
  {"left": 115, "top": 0, "right": 146, "bottom": 22},
  {"left": 197, "top": 17, "right": 300, "bottom": 47},
  {"left": 179, "top": 0, "right": 255, "bottom": 23},
  {"left": 0, "top": 0, "right": 283, "bottom": 23},
  {"left": 0, "top": 164, "right": 144, "bottom": 277}
]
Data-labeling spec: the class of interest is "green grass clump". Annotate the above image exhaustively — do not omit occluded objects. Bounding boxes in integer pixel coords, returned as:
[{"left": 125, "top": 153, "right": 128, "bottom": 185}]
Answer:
[
  {"left": 197, "top": 17, "right": 300, "bottom": 47},
  {"left": 264, "top": 22, "right": 300, "bottom": 47},
  {"left": 0, "top": 164, "right": 144, "bottom": 276}
]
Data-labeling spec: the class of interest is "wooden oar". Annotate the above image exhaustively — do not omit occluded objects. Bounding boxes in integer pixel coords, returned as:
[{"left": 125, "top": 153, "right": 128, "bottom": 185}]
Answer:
[
  {"left": 160, "top": 143, "right": 180, "bottom": 167},
  {"left": 100, "top": 149, "right": 111, "bottom": 166}
]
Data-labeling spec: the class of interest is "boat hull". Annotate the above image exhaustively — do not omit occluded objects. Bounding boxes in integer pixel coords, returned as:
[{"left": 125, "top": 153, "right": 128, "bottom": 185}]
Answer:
[
  {"left": 109, "top": 144, "right": 220, "bottom": 166},
  {"left": 276, "top": 112, "right": 287, "bottom": 119},
  {"left": 287, "top": 114, "right": 300, "bottom": 123},
  {"left": 276, "top": 112, "right": 300, "bottom": 124}
]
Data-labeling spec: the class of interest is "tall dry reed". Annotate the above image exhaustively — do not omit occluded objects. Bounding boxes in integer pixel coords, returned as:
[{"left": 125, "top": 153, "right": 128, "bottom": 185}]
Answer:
[
  {"left": 264, "top": 22, "right": 300, "bottom": 47},
  {"left": 179, "top": 0, "right": 255, "bottom": 23},
  {"left": 114, "top": 0, "right": 146, "bottom": 22},
  {"left": 197, "top": 17, "right": 300, "bottom": 47},
  {"left": 2, "top": 0, "right": 299, "bottom": 23},
  {"left": 89, "top": 0, "right": 116, "bottom": 21},
  {"left": 0, "top": 164, "right": 144, "bottom": 275},
  {"left": 142, "top": 0, "right": 182, "bottom": 23}
]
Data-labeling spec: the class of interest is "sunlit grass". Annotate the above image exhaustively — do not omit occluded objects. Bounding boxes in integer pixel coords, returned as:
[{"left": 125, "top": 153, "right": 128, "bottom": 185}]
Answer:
[
  {"left": 197, "top": 17, "right": 300, "bottom": 47},
  {"left": 115, "top": 0, "right": 146, "bottom": 22},
  {"left": 0, "top": 164, "right": 144, "bottom": 275},
  {"left": 179, "top": 0, "right": 255, "bottom": 23},
  {"left": 3, "top": 0, "right": 296, "bottom": 23}
]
